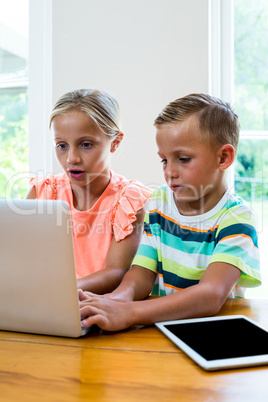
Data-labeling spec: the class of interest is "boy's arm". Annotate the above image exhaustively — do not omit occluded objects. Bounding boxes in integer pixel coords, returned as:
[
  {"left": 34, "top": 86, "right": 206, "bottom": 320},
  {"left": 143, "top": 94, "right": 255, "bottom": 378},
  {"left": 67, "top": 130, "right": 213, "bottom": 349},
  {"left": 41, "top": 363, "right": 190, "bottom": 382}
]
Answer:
[
  {"left": 77, "top": 208, "right": 147, "bottom": 294},
  {"left": 79, "top": 261, "right": 241, "bottom": 332}
]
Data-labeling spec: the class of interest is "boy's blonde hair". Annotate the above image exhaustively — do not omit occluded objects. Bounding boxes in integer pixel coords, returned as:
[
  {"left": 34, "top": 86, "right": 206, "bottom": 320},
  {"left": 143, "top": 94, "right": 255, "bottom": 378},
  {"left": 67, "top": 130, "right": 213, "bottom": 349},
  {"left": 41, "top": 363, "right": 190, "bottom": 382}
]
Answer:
[
  {"left": 49, "top": 89, "right": 121, "bottom": 137},
  {"left": 154, "top": 93, "right": 240, "bottom": 154}
]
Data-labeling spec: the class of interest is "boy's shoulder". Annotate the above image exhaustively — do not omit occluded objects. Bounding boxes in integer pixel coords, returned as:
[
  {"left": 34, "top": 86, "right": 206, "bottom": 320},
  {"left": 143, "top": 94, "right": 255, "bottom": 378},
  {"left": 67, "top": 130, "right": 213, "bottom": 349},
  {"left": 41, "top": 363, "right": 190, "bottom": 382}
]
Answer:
[
  {"left": 210, "top": 191, "right": 258, "bottom": 230},
  {"left": 151, "top": 185, "right": 168, "bottom": 200},
  {"left": 216, "top": 191, "right": 254, "bottom": 216},
  {"left": 148, "top": 185, "right": 171, "bottom": 211},
  {"left": 148, "top": 188, "right": 257, "bottom": 225},
  {"left": 146, "top": 185, "right": 177, "bottom": 220},
  {"left": 223, "top": 191, "right": 248, "bottom": 207}
]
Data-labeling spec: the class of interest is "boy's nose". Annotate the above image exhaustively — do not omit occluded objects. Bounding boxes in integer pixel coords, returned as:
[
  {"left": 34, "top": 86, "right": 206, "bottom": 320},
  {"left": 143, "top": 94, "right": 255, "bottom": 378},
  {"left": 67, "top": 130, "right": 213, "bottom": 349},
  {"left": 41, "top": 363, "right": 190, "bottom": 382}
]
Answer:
[
  {"left": 67, "top": 148, "right": 81, "bottom": 165},
  {"left": 165, "top": 162, "right": 179, "bottom": 179}
]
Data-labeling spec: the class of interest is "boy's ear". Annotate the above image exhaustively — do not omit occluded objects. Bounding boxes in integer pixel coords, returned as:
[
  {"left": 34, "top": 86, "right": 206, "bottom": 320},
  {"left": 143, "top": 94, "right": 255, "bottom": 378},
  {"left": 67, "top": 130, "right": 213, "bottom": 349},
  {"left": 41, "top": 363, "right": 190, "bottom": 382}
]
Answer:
[
  {"left": 110, "top": 132, "right": 124, "bottom": 153},
  {"left": 217, "top": 144, "right": 235, "bottom": 171}
]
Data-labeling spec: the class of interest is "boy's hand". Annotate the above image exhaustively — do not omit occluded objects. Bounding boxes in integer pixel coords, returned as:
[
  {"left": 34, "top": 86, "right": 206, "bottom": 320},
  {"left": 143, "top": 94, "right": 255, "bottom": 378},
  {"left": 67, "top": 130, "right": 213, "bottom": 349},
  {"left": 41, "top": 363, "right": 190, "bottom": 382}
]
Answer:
[
  {"left": 78, "top": 288, "right": 132, "bottom": 303},
  {"left": 78, "top": 289, "right": 99, "bottom": 299},
  {"left": 79, "top": 296, "right": 135, "bottom": 332}
]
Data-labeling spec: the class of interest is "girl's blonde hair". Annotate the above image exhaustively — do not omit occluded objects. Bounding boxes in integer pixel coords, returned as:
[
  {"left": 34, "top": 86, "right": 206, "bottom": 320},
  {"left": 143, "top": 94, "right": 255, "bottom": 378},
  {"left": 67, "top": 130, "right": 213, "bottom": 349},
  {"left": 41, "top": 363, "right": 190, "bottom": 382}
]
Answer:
[
  {"left": 154, "top": 93, "right": 240, "bottom": 154},
  {"left": 49, "top": 89, "right": 121, "bottom": 137}
]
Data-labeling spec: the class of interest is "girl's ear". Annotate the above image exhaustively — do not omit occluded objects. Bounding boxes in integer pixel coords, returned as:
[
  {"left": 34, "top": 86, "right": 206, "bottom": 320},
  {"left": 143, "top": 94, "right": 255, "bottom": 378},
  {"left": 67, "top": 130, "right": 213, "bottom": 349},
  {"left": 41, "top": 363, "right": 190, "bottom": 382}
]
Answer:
[
  {"left": 217, "top": 144, "right": 235, "bottom": 171},
  {"left": 110, "top": 132, "right": 124, "bottom": 153}
]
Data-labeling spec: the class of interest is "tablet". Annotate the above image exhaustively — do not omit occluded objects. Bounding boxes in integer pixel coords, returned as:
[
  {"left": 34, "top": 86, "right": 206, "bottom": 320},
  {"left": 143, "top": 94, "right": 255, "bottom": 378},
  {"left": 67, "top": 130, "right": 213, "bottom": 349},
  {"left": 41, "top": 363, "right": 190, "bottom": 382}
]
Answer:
[{"left": 156, "top": 315, "right": 268, "bottom": 371}]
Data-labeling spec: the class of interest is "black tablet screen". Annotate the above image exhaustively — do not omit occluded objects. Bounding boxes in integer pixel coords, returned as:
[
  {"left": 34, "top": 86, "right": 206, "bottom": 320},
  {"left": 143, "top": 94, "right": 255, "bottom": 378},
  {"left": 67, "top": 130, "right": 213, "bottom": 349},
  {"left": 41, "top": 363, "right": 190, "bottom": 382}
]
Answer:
[{"left": 165, "top": 318, "right": 268, "bottom": 361}]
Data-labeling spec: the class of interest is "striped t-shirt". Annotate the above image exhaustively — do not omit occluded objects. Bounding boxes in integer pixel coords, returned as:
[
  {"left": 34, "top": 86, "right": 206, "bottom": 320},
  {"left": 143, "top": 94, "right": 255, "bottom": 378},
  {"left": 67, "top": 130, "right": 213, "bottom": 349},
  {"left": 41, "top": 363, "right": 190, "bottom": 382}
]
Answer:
[{"left": 132, "top": 185, "right": 261, "bottom": 298}]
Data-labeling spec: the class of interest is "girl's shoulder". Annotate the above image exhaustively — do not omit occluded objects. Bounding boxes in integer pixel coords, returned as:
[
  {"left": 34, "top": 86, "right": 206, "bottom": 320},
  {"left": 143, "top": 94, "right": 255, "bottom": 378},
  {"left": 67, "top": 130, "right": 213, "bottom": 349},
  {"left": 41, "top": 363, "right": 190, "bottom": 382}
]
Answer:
[
  {"left": 110, "top": 171, "right": 152, "bottom": 198},
  {"left": 29, "top": 173, "right": 68, "bottom": 199},
  {"left": 109, "top": 171, "right": 152, "bottom": 242}
]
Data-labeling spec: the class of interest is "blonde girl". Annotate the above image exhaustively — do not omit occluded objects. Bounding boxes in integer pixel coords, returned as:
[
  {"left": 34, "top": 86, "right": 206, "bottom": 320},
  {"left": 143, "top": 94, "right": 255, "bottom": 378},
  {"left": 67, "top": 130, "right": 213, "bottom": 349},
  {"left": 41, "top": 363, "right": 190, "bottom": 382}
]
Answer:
[{"left": 27, "top": 89, "right": 151, "bottom": 293}]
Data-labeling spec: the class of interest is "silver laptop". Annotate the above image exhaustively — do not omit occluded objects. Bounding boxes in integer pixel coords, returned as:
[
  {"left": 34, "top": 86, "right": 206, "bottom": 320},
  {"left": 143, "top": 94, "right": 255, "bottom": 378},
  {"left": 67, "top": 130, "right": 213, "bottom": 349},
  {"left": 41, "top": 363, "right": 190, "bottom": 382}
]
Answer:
[{"left": 0, "top": 198, "right": 90, "bottom": 337}]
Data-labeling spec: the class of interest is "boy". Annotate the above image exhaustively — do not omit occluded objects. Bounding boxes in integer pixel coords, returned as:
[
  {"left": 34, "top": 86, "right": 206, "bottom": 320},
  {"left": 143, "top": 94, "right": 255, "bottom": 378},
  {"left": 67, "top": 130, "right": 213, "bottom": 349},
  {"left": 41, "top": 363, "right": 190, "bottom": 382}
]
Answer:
[{"left": 79, "top": 93, "right": 261, "bottom": 331}]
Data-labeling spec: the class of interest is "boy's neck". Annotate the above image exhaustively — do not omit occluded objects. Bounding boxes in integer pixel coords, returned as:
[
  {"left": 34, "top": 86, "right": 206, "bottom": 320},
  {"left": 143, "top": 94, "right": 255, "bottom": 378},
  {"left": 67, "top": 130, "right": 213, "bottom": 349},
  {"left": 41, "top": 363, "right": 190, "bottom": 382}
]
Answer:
[{"left": 173, "top": 184, "right": 228, "bottom": 216}]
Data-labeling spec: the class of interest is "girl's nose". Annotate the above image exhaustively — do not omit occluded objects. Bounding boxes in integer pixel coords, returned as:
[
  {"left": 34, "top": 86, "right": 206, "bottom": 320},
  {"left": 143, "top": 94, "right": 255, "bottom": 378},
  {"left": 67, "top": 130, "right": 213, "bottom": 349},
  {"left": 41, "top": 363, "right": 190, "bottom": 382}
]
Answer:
[{"left": 67, "top": 148, "right": 81, "bottom": 165}]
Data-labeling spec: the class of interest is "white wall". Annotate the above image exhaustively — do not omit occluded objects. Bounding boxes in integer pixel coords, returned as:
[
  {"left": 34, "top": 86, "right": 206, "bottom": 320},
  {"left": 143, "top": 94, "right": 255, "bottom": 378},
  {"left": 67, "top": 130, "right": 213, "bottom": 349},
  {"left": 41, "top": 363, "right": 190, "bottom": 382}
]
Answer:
[{"left": 29, "top": 0, "right": 210, "bottom": 188}]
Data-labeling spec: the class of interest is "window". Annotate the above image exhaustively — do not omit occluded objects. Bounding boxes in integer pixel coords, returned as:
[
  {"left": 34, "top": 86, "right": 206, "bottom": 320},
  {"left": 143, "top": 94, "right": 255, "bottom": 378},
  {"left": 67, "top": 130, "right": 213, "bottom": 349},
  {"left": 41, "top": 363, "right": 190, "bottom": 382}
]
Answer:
[
  {"left": 0, "top": 0, "right": 29, "bottom": 198},
  {"left": 233, "top": 0, "right": 268, "bottom": 297}
]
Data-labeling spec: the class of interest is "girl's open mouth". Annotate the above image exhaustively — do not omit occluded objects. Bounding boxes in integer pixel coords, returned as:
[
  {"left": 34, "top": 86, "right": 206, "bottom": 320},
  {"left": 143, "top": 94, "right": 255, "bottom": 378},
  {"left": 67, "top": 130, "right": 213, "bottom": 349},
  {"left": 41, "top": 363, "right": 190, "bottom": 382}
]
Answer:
[{"left": 69, "top": 170, "right": 85, "bottom": 179}]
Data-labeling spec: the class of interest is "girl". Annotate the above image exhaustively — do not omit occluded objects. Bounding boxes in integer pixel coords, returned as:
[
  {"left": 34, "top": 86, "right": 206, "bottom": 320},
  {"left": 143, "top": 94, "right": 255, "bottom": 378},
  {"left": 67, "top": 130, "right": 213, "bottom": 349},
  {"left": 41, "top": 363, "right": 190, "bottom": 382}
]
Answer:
[{"left": 26, "top": 89, "right": 152, "bottom": 294}]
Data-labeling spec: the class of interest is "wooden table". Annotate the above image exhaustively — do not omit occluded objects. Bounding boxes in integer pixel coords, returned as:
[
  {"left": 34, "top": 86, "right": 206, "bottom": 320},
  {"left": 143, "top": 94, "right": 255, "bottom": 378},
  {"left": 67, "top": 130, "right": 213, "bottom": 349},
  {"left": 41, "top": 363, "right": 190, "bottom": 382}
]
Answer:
[{"left": 0, "top": 298, "right": 268, "bottom": 401}]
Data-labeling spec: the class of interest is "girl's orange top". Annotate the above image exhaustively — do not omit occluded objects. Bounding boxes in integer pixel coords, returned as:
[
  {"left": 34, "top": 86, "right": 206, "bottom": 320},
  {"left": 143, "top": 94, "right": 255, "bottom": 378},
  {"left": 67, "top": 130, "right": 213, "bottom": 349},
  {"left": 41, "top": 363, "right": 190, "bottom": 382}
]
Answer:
[{"left": 29, "top": 171, "right": 152, "bottom": 278}]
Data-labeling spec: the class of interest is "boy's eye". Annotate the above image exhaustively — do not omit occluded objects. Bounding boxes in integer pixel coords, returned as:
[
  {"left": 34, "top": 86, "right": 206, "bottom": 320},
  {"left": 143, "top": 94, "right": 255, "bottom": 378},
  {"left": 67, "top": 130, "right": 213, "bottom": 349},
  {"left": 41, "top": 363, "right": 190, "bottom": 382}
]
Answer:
[
  {"left": 161, "top": 158, "right": 167, "bottom": 164},
  {"left": 179, "top": 157, "right": 191, "bottom": 163}
]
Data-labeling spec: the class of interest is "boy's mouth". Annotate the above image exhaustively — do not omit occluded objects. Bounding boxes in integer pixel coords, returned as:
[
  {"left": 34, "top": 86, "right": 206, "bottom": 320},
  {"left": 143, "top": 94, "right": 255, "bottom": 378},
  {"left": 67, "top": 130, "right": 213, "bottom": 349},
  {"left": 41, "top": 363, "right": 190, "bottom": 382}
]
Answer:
[
  {"left": 170, "top": 184, "right": 183, "bottom": 191},
  {"left": 69, "top": 170, "right": 85, "bottom": 179}
]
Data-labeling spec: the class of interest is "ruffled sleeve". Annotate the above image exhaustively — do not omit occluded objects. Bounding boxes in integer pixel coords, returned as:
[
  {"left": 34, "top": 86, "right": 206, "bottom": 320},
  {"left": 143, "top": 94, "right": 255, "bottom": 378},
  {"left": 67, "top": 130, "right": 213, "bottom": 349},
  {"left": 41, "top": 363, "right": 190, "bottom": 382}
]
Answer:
[
  {"left": 110, "top": 181, "right": 152, "bottom": 242},
  {"left": 29, "top": 175, "right": 58, "bottom": 199}
]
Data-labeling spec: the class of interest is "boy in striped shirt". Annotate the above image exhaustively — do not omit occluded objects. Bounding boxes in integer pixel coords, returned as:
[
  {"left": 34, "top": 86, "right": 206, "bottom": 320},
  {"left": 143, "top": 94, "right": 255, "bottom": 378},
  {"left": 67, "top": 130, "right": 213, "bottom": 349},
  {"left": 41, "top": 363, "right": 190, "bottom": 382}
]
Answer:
[{"left": 80, "top": 93, "right": 261, "bottom": 331}]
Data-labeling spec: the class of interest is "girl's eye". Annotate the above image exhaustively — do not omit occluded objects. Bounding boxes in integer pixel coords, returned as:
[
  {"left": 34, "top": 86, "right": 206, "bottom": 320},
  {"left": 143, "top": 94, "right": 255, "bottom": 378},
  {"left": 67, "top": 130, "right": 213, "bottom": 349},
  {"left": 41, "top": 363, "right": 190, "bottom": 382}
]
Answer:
[
  {"left": 56, "top": 143, "right": 67, "bottom": 150},
  {"left": 81, "top": 142, "right": 92, "bottom": 149},
  {"left": 161, "top": 158, "right": 167, "bottom": 164}
]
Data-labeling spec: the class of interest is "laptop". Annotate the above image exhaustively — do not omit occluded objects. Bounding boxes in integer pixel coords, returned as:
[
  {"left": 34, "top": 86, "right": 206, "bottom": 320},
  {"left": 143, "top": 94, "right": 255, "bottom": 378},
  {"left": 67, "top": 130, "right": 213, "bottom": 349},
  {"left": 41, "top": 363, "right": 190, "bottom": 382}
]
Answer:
[{"left": 0, "top": 198, "right": 90, "bottom": 337}]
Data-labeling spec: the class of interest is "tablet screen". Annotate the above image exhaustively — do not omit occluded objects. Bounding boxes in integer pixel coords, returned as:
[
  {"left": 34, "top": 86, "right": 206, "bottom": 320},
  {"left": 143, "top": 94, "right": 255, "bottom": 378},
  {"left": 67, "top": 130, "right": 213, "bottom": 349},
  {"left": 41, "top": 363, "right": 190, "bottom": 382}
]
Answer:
[{"left": 165, "top": 317, "right": 268, "bottom": 361}]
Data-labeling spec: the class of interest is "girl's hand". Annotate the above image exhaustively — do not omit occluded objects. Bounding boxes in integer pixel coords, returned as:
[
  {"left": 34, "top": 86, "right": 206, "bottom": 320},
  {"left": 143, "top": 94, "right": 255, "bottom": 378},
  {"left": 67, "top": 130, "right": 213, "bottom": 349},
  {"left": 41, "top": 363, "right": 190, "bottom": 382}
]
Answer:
[{"left": 79, "top": 296, "right": 135, "bottom": 332}]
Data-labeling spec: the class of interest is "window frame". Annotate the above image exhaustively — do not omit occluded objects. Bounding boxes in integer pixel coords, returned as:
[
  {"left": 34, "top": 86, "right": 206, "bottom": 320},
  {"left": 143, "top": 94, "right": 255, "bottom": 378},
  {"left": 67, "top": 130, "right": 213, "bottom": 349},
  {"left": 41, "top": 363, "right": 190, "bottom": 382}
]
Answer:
[
  {"left": 210, "top": 0, "right": 267, "bottom": 298},
  {"left": 209, "top": 0, "right": 234, "bottom": 103},
  {"left": 28, "top": 0, "right": 53, "bottom": 176}
]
